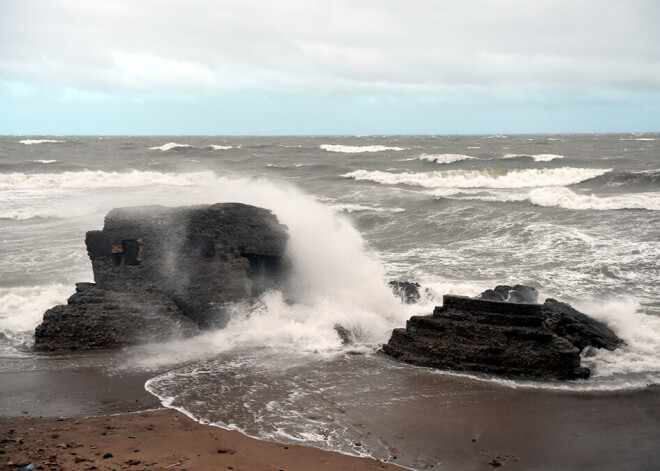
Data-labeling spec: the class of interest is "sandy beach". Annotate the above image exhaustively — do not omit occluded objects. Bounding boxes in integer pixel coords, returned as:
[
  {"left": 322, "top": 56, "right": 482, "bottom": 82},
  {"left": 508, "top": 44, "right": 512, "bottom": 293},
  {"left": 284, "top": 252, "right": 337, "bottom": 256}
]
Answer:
[
  {"left": 2, "top": 359, "right": 659, "bottom": 470},
  {"left": 1, "top": 408, "right": 407, "bottom": 471}
]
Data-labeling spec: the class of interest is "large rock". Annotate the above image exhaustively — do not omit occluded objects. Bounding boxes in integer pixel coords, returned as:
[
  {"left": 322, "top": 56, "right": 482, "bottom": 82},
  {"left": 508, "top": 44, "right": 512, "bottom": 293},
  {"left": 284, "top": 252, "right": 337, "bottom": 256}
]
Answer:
[
  {"left": 35, "top": 203, "right": 289, "bottom": 351},
  {"left": 383, "top": 294, "right": 623, "bottom": 380}
]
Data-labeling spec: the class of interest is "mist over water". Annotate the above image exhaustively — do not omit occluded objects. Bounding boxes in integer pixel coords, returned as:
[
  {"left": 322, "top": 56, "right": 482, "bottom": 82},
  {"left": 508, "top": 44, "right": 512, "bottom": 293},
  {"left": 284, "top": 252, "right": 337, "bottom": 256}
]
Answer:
[{"left": 1, "top": 134, "right": 659, "bottom": 469}]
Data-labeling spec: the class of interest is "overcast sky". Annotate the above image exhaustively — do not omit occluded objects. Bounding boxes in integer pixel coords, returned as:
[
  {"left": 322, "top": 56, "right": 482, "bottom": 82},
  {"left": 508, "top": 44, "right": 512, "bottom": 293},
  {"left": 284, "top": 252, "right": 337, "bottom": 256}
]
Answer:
[{"left": 1, "top": 0, "right": 659, "bottom": 134}]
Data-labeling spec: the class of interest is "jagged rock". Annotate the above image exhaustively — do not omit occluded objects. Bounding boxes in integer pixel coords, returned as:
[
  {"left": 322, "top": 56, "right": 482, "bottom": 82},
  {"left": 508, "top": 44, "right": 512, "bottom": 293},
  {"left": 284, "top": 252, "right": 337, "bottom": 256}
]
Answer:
[
  {"left": 383, "top": 294, "right": 622, "bottom": 380},
  {"left": 477, "top": 285, "right": 539, "bottom": 304},
  {"left": 389, "top": 281, "right": 421, "bottom": 304},
  {"left": 35, "top": 203, "right": 289, "bottom": 351},
  {"left": 542, "top": 298, "right": 622, "bottom": 351}
]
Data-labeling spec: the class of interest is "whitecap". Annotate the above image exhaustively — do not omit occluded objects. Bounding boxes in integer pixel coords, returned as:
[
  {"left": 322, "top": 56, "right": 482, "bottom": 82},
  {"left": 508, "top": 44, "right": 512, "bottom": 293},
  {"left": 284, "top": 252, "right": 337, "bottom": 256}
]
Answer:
[
  {"left": 19, "top": 139, "right": 64, "bottom": 145},
  {"left": 0, "top": 170, "right": 217, "bottom": 190},
  {"left": 149, "top": 142, "right": 192, "bottom": 151},
  {"left": 419, "top": 153, "right": 475, "bottom": 164},
  {"left": 502, "top": 153, "right": 564, "bottom": 162},
  {"left": 343, "top": 167, "right": 610, "bottom": 189},
  {"left": 528, "top": 187, "right": 660, "bottom": 211},
  {"left": 320, "top": 145, "right": 405, "bottom": 153},
  {"left": 29, "top": 160, "right": 57, "bottom": 164},
  {"left": 206, "top": 145, "right": 233, "bottom": 150}
]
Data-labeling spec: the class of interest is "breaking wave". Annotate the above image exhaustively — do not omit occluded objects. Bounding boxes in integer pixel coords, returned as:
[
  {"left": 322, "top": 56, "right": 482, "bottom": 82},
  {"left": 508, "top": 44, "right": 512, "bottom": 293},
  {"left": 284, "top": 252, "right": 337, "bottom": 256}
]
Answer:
[
  {"left": 320, "top": 145, "right": 405, "bottom": 153},
  {"left": 343, "top": 167, "right": 611, "bottom": 189},
  {"left": 419, "top": 153, "right": 475, "bottom": 164},
  {"left": 503, "top": 153, "right": 564, "bottom": 162},
  {"left": 0, "top": 170, "right": 217, "bottom": 190},
  {"left": 528, "top": 188, "right": 660, "bottom": 211},
  {"left": 206, "top": 145, "right": 233, "bottom": 150},
  {"left": 19, "top": 139, "right": 64, "bottom": 145},
  {"left": 29, "top": 160, "right": 58, "bottom": 164},
  {"left": 149, "top": 142, "right": 192, "bottom": 151}
]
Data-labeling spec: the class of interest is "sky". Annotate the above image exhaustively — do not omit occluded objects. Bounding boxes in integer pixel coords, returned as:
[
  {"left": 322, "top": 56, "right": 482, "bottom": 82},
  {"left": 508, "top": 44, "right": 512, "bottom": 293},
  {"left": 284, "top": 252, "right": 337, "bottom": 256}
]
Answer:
[{"left": 1, "top": 0, "right": 659, "bottom": 135}]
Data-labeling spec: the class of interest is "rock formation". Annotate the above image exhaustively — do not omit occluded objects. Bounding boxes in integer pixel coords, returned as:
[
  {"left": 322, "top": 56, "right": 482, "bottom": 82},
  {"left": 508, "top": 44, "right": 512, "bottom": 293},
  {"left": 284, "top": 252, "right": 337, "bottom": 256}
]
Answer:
[
  {"left": 383, "top": 293, "right": 623, "bottom": 380},
  {"left": 35, "top": 203, "right": 289, "bottom": 351}
]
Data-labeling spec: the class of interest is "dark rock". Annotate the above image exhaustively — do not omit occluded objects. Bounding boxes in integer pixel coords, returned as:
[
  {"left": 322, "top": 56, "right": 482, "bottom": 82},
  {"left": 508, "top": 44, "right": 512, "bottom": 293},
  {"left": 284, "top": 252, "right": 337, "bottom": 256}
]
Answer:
[
  {"left": 477, "top": 285, "right": 539, "bottom": 304},
  {"left": 35, "top": 203, "right": 289, "bottom": 351},
  {"left": 334, "top": 324, "right": 352, "bottom": 345},
  {"left": 542, "top": 298, "right": 623, "bottom": 351},
  {"left": 383, "top": 294, "right": 622, "bottom": 380},
  {"left": 389, "top": 281, "right": 421, "bottom": 304}
]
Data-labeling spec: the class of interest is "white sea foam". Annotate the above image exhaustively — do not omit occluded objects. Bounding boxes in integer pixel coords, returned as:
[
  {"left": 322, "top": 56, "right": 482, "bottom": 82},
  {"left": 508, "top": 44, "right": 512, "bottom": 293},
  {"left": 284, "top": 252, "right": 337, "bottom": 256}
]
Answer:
[
  {"left": 528, "top": 187, "right": 660, "bottom": 211},
  {"left": 620, "top": 138, "right": 656, "bottom": 141},
  {"left": 343, "top": 167, "right": 610, "bottom": 189},
  {"left": 19, "top": 139, "right": 64, "bottom": 145},
  {"left": 503, "top": 153, "right": 564, "bottom": 162},
  {"left": 206, "top": 145, "right": 233, "bottom": 150},
  {"left": 328, "top": 203, "right": 405, "bottom": 213},
  {"left": 320, "top": 145, "right": 405, "bottom": 153},
  {"left": 0, "top": 285, "right": 72, "bottom": 335},
  {"left": 419, "top": 153, "right": 475, "bottom": 164},
  {"left": 149, "top": 142, "right": 192, "bottom": 151},
  {"left": 0, "top": 170, "right": 217, "bottom": 190},
  {"left": 29, "top": 159, "right": 57, "bottom": 164}
]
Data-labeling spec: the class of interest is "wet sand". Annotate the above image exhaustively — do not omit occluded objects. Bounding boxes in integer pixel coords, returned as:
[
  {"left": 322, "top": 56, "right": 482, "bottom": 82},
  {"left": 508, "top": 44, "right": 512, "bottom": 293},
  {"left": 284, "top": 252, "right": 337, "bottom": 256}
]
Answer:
[{"left": 1, "top": 362, "right": 659, "bottom": 470}]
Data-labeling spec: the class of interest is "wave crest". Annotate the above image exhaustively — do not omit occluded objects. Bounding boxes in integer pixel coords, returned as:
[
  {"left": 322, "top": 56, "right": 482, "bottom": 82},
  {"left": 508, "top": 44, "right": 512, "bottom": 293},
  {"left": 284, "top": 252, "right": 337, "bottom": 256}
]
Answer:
[
  {"left": 343, "top": 167, "right": 611, "bottom": 189},
  {"left": 320, "top": 144, "right": 405, "bottom": 153},
  {"left": 149, "top": 142, "right": 192, "bottom": 151},
  {"left": 419, "top": 153, "right": 475, "bottom": 164},
  {"left": 0, "top": 170, "right": 217, "bottom": 190},
  {"left": 19, "top": 139, "right": 64, "bottom": 145},
  {"left": 529, "top": 188, "right": 660, "bottom": 211},
  {"left": 503, "top": 153, "right": 564, "bottom": 162}
]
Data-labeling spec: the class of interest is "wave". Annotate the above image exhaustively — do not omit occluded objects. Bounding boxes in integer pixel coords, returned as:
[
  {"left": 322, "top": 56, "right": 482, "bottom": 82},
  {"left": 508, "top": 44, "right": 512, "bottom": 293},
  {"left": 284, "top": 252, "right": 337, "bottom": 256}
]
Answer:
[
  {"left": 503, "top": 153, "right": 564, "bottom": 162},
  {"left": 19, "top": 139, "right": 64, "bottom": 145},
  {"left": 528, "top": 188, "right": 660, "bottom": 211},
  {"left": 419, "top": 153, "right": 475, "bottom": 164},
  {"left": 29, "top": 159, "right": 58, "bottom": 164},
  {"left": 590, "top": 169, "right": 660, "bottom": 188},
  {"left": 206, "top": 145, "right": 233, "bottom": 150},
  {"left": 343, "top": 167, "right": 611, "bottom": 189},
  {"left": 328, "top": 203, "right": 405, "bottom": 213},
  {"left": 620, "top": 138, "right": 656, "bottom": 141},
  {"left": 0, "top": 170, "right": 217, "bottom": 190},
  {"left": 149, "top": 142, "right": 192, "bottom": 151},
  {"left": 0, "top": 284, "right": 72, "bottom": 335},
  {"left": 320, "top": 145, "right": 405, "bottom": 153}
]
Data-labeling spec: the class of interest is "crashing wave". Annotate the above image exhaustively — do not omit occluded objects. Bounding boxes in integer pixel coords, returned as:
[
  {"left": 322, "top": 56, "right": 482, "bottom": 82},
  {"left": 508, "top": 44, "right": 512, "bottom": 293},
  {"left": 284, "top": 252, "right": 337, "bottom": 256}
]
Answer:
[
  {"left": 419, "top": 153, "right": 475, "bottom": 164},
  {"left": 528, "top": 188, "right": 660, "bottom": 211},
  {"left": 149, "top": 142, "right": 192, "bottom": 151},
  {"left": 19, "top": 139, "right": 64, "bottom": 145},
  {"left": 343, "top": 167, "right": 611, "bottom": 189},
  {"left": 503, "top": 153, "right": 564, "bottom": 162},
  {"left": 320, "top": 144, "right": 405, "bottom": 153},
  {"left": 0, "top": 170, "right": 217, "bottom": 190}
]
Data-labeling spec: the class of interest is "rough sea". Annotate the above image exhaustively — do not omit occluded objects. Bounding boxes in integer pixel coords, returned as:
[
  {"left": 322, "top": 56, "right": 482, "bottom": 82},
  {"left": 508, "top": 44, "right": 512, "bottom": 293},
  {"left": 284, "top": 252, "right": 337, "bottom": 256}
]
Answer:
[{"left": 1, "top": 134, "right": 659, "bottom": 469}]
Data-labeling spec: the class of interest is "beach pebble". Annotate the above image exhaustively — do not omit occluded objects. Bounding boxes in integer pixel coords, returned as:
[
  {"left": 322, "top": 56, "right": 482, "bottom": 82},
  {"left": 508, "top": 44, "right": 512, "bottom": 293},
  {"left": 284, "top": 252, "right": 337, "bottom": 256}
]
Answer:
[{"left": 103, "top": 452, "right": 113, "bottom": 459}]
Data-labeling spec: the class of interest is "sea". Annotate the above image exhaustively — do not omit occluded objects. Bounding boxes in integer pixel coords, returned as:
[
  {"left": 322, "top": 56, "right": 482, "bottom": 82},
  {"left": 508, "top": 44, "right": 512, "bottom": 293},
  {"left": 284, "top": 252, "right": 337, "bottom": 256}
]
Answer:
[{"left": 1, "top": 134, "right": 659, "bottom": 469}]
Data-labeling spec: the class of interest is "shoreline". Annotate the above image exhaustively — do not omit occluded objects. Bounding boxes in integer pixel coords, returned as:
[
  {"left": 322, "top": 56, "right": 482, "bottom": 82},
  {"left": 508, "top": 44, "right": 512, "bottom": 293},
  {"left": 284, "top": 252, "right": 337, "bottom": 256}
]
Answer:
[{"left": 1, "top": 408, "right": 407, "bottom": 471}]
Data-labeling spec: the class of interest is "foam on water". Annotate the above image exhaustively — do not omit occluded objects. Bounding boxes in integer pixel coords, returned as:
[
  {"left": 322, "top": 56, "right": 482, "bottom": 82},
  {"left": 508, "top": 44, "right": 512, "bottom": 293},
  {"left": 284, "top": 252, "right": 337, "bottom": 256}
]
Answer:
[
  {"left": 149, "top": 142, "right": 192, "bottom": 151},
  {"left": 419, "top": 153, "right": 475, "bottom": 164},
  {"left": 503, "top": 153, "right": 564, "bottom": 162},
  {"left": 19, "top": 139, "right": 64, "bottom": 145},
  {"left": 29, "top": 160, "right": 57, "bottom": 164},
  {"left": 0, "top": 170, "right": 217, "bottom": 190},
  {"left": 528, "top": 187, "right": 660, "bottom": 211},
  {"left": 320, "top": 144, "right": 405, "bottom": 153},
  {"left": 344, "top": 167, "right": 610, "bottom": 189},
  {"left": 206, "top": 144, "right": 233, "bottom": 150}
]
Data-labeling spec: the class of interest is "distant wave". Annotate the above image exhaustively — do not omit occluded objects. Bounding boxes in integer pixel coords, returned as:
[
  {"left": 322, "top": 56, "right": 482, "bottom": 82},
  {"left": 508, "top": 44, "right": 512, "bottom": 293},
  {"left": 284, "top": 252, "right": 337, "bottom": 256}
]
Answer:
[
  {"left": 590, "top": 169, "right": 660, "bottom": 188},
  {"left": 328, "top": 203, "right": 405, "bottom": 213},
  {"left": 528, "top": 188, "right": 660, "bottom": 211},
  {"left": 483, "top": 135, "right": 508, "bottom": 139},
  {"left": 620, "top": 138, "right": 656, "bottom": 141},
  {"left": 0, "top": 208, "right": 57, "bottom": 220},
  {"left": 503, "top": 153, "right": 564, "bottom": 162},
  {"left": 19, "top": 139, "right": 64, "bottom": 145},
  {"left": 29, "top": 159, "right": 57, "bottom": 164},
  {"left": 343, "top": 167, "right": 610, "bottom": 189},
  {"left": 149, "top": 143, "right": 233, "bottom": 151},
  {"left": 445, "top": 188, "right": 660, "bottom": 211},
  {"left": 320, "top": 144, "right": 405, "bottom": 153},
  {"left": 149, "top": 142, "right": 192, "bottom": 151},
  {"left": 0, "top": 170, "right": 216, "bottom": 190},
  {"left": 419, "top": 153, "right": 475, "bottom": 164}
]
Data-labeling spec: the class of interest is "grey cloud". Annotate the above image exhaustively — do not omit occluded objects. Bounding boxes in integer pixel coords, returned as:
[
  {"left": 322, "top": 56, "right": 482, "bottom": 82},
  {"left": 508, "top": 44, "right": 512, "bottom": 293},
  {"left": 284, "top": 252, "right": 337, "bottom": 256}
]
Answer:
[{"left": 1, "top": 0, "right": 659, "bottom": 97}]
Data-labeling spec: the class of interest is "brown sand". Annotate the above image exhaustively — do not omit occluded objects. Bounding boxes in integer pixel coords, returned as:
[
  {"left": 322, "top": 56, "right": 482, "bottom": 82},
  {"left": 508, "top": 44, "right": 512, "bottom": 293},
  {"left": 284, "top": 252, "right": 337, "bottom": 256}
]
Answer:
[{"left": 0, "top": 408, "right": 406, "bottom": 471}]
